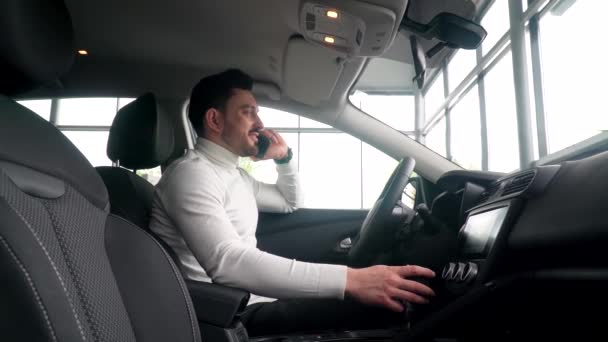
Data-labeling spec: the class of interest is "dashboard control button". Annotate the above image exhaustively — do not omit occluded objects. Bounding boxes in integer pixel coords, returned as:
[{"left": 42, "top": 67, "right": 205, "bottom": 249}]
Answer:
[
  {"left": 463, "top": 262, "right": 479, "bottom": 283},
  {"left": 454, "top": 262, "right": 467, "bottom": 282},
  {"left": 442, "top": 262, "right": 456, "bottom": 280}
]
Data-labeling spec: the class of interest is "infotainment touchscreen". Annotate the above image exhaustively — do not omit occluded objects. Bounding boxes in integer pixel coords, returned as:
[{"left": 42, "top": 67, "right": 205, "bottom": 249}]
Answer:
[{"left": 462, "top": 206, "right": 509, "bottom": 256}]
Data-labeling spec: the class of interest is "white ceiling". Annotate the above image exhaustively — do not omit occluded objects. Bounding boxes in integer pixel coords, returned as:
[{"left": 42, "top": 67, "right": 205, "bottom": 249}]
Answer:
[
  {"left": 15, "top": 0, "right": 489, "bottom": 180},
  {"left": 27, "top": 0, "right": 483, "bottom": 98},
  {"left": 57, "top": 0, "right": 299, "bottom": 98}
]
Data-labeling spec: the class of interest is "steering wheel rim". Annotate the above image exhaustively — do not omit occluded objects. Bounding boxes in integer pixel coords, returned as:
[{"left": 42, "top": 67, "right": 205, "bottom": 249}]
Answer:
[{"left": 349, "top": 157, "right": 416, "bottom": 266}]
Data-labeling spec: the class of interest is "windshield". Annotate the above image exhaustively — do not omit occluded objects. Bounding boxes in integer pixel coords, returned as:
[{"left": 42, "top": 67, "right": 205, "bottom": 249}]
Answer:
[{"left": 351, "top": 0, "right": 608, "bottom": 173}]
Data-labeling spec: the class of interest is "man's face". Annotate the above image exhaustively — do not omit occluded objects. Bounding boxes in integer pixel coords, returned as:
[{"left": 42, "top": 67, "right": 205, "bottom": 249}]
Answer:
[{"left": 219, "top": 89, "right": 264, "bottom": 157}]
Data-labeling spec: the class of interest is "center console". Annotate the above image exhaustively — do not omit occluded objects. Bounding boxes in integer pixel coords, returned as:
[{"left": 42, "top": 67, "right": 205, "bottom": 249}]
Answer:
[
  {"left": 441, "top": 202, "right": 513, "bottom": 296},
  {"left": 394, "top": 197, "right": 529, "bottom": 341}
]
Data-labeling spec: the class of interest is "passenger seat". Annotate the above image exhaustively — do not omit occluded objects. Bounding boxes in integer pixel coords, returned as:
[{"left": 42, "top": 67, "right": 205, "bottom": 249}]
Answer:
[
  {"left": 0, "top": 0, "right": 201, "bottom": 340},
  {"left": 96, "top": 92, "right": 174, "bottom": 230}
]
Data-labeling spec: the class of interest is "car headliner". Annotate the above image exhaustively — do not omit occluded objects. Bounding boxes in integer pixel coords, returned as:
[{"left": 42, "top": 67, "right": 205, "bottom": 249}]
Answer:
[{"left": 16, "top": 0, "right": 488, "bottom": 181}]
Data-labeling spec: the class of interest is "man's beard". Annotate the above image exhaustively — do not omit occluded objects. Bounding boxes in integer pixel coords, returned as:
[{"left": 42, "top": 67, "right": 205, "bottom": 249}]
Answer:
[
  {"left": 219, "top": 130, "right": 254, "bottom": 157},
  {"left": 243, "top": 144, "right": 258, "bottom": 157}
]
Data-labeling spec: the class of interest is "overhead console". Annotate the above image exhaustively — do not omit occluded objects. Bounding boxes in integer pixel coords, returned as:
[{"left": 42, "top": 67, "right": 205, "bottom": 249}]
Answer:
[{"left": 298, "top": 0, "right": 408, "bottom": 57}]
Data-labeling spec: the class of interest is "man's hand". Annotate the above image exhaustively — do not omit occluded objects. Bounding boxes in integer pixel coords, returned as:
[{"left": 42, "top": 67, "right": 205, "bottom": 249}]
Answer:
[
  {"left": 345, "top": 265, "right": 436, "bottom": 312},
  {"left": 255, "top": 129, "right": 289, "bottom": 161}
]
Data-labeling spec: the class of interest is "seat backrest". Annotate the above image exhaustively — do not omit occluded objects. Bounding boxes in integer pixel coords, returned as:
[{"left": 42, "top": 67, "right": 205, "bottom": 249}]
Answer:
[
  {"left": 97, "top": 92, "right": 174, "bottom": 229},
  {"left": 0, "top": 1, "right": 201, "bottom": 341}
]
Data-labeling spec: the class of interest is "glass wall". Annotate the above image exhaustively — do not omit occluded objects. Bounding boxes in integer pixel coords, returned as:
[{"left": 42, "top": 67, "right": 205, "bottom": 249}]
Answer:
[
  {"left": 484, "top": 51, "right": 520, "bottom": 172},
  {"left": 424, "top": 71, "right": 445, "bottom": 119},
  {"left": 349, "top": 91, "right": 415, "bottom": 133},
  {"left": 448, "top": 49, "right": 477, "bottom": 92},
  {"left": 242, "top": 106, "right": 402, "bottom": 210},
  {"left": 425, "top": 118, "right": 446, "bottom": 157},
  {"left": 18, "top": 100, "right": 52, "bottom": 121},
  {"left": 16, "top": 97, "right": 162, "bottom": 184},
  {"left": 450, "top": 86, "right": 482, "bottom": 170},
  {"left": 537, "top": 1, "right": 608, "bottom": 153},
  {"left": 419, "top": 0, "right": 605, "bottom": 172},
  {"left": 18, "top": 97, "right": 403, "bottom": 209}
]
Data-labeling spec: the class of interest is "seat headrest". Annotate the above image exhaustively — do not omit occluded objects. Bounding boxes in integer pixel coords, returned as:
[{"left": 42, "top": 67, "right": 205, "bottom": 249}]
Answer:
[
  {"left": 0, "top": 0, "right": 75, "bottom": 95},
  {"left": 0, "top": 96, "right": 109, "bottom": 209},
  {"left": 107, "top": 93, "right": 175, "bottom": 170},
  {"left": 0, "top": 0, "right": 107, "bottom": 209}
]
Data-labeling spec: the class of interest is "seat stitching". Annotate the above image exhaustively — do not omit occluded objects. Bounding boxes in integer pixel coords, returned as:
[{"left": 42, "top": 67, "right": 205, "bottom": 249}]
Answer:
[
  {"left": 3, "top": 200, "right": 87, "bottom": 341},
  {"left": 0, "top": 236, "right": 58, "bottom": 342}
]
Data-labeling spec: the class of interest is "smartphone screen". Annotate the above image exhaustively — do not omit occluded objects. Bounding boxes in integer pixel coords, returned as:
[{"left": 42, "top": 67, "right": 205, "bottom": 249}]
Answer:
[{"left": 256, "top": 133, "right": 271, "bottom": 159}]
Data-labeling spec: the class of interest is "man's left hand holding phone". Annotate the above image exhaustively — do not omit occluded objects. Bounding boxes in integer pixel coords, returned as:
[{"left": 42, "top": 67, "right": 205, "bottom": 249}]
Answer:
[{"left": 253, "top": 129, "right": 289, "bottom": 161}]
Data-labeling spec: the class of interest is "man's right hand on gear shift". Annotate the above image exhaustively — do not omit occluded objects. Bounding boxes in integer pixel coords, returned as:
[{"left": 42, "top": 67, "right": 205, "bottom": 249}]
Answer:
[{"left": 345, "top": 265, "right": 436, "bottom": 312}]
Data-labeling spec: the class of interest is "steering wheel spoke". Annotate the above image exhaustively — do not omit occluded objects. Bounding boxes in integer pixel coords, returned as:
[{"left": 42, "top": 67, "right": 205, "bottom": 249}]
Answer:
[{"left": 349, "top": 157, "right": 416, "bottom": 267}]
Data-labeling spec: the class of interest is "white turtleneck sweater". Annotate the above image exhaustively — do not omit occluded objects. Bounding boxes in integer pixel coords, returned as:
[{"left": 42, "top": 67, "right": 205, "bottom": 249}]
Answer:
[{"left": 149, "top": 138, "right": 347, "bottom": 305}]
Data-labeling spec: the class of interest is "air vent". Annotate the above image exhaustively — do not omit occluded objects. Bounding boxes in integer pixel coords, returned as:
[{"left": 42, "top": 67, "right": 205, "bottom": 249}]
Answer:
[
  {"left": 501, "top": 170, "right": 536, "bottom": 196},
  {"left": 478, "top": 183, "right": 500, "bottom": 204}
]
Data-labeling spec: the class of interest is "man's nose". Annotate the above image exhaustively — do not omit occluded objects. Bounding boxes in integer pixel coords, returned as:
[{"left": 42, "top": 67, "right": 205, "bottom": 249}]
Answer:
[{"left": 254, "top": 114, "right": 264, "bottom": 130}]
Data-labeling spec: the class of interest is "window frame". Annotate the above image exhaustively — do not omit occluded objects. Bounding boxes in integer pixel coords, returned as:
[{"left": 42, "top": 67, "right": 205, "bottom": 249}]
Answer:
[
  {"left": 16, "top": 97, "right": 162, "bottom": 182},
  {"left": 241, "top": 106, "right": 404, "bottom": 210},
  {"left": 420, "top": 0, "right": 559, "bottom": 172}
]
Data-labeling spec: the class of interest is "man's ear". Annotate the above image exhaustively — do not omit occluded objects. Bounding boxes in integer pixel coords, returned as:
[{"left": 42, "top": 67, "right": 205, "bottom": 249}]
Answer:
[{"left": 204, "top": 108, "right": 223, "bottom": 134}]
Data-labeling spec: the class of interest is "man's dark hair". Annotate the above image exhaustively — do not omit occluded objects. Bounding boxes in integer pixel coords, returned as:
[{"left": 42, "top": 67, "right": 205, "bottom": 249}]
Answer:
[{"left": 188, "top": 68, "right": 254, "bottom": 137}]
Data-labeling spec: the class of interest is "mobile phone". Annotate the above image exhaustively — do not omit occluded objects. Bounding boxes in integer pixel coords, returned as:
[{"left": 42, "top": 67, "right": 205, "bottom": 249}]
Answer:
[{"left": 256, "top": 133, "right": 271, "bottom": 159}]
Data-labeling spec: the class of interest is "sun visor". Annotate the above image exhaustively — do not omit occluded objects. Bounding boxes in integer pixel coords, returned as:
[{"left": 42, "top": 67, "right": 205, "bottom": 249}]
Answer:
[
  {"left": 282, "top": 37, "right": 344, "bottom": 106},
  {"left": 253, "top": 82, "right": 281, "bottom": 101}
]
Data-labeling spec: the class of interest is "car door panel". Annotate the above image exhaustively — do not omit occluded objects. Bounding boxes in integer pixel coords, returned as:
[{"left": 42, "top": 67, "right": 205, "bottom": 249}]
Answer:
[{"left": 256, "top": 209, "right": 367, "bottom": 264}]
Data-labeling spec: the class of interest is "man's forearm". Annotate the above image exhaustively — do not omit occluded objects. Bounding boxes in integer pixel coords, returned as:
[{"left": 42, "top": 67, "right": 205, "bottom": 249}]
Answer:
[
  {"left": 207, "top": 239, "right": 346, "bottom": 299},
  {"left": 275, "top": 160, "right": 303, "bottom": 209}
]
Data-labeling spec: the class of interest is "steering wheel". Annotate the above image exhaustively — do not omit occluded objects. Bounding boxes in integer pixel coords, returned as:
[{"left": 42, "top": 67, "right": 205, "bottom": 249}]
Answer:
[{"left": 349, "top": 157, "right": 416, "bottom": 267}]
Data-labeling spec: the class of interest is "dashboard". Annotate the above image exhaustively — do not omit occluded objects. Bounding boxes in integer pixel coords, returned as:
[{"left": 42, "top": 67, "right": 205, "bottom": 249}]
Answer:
[
  {"left": 432, "top": 164, "right": 561, "bottom": 296},
  {"left": 403, "top": 151, "right": 608, "bottom": 340}
]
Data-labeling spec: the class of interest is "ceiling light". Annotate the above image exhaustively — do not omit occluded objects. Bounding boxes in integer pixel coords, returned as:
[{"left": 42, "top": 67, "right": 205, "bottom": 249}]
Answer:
[
  {"left": 324, "top": 36, "right": 335, "bottom": 44},
  {"left": 326, "top": 10, "right": 339, "bottom": 19},
  {"left": 77, "top": 50, "right": 88, "bottom": 55}
]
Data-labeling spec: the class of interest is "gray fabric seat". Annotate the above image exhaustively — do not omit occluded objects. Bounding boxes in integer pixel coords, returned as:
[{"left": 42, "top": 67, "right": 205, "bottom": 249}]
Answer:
[
  {"left": 96, "top": 92, "right": 174, "bottom": 230},
  {"left": 0, "top": 0, "right": 201, "bottom": 341},
  {"left": 95, "top": 91, "right": 254, "bottom": 337},
  {"left": 96, "top": 93, "right": 188, "bottom": 272}
]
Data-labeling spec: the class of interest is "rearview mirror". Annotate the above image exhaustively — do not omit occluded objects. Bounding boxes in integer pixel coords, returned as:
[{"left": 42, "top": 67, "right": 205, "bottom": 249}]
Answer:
[
  {"left": 426, "top": 13, "right": 487, "bottom": 49},
  {"left": 410, "top": 36, "right": 427, "bottom": 89},
  {"left": 401, "top": 12, "right": 487, "bottom": 58}
]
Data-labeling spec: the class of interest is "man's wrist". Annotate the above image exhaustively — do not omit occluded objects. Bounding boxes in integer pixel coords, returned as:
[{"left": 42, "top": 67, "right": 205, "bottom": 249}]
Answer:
[
  {"left": 344, "top": 267, "right": 358, "bottom": 298},
  {"left": 274, "top": 147, "right": 293, "bottom": 164}
]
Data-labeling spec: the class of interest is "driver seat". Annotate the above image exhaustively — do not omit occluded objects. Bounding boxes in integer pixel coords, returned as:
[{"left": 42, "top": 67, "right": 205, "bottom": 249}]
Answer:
[{"left": 96, "top": 92, "right": 174, "bottom": 230}]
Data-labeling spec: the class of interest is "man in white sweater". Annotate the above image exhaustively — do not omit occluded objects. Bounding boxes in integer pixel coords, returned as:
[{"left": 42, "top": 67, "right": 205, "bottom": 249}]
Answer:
[{"left": 149, "top": 69, "right": 436, "bottom": 336}]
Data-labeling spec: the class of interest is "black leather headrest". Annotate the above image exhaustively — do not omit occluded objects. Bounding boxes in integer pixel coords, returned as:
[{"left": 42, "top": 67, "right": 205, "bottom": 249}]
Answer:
[
  {"left": 0, "top": 96, "right": 109, "bottom": 210},
  {"left": 0, "top": 0, "right": 75, "bottom": 95},
  {"left": 107, "top": 93, "right": 175, "bottom": 170}
]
